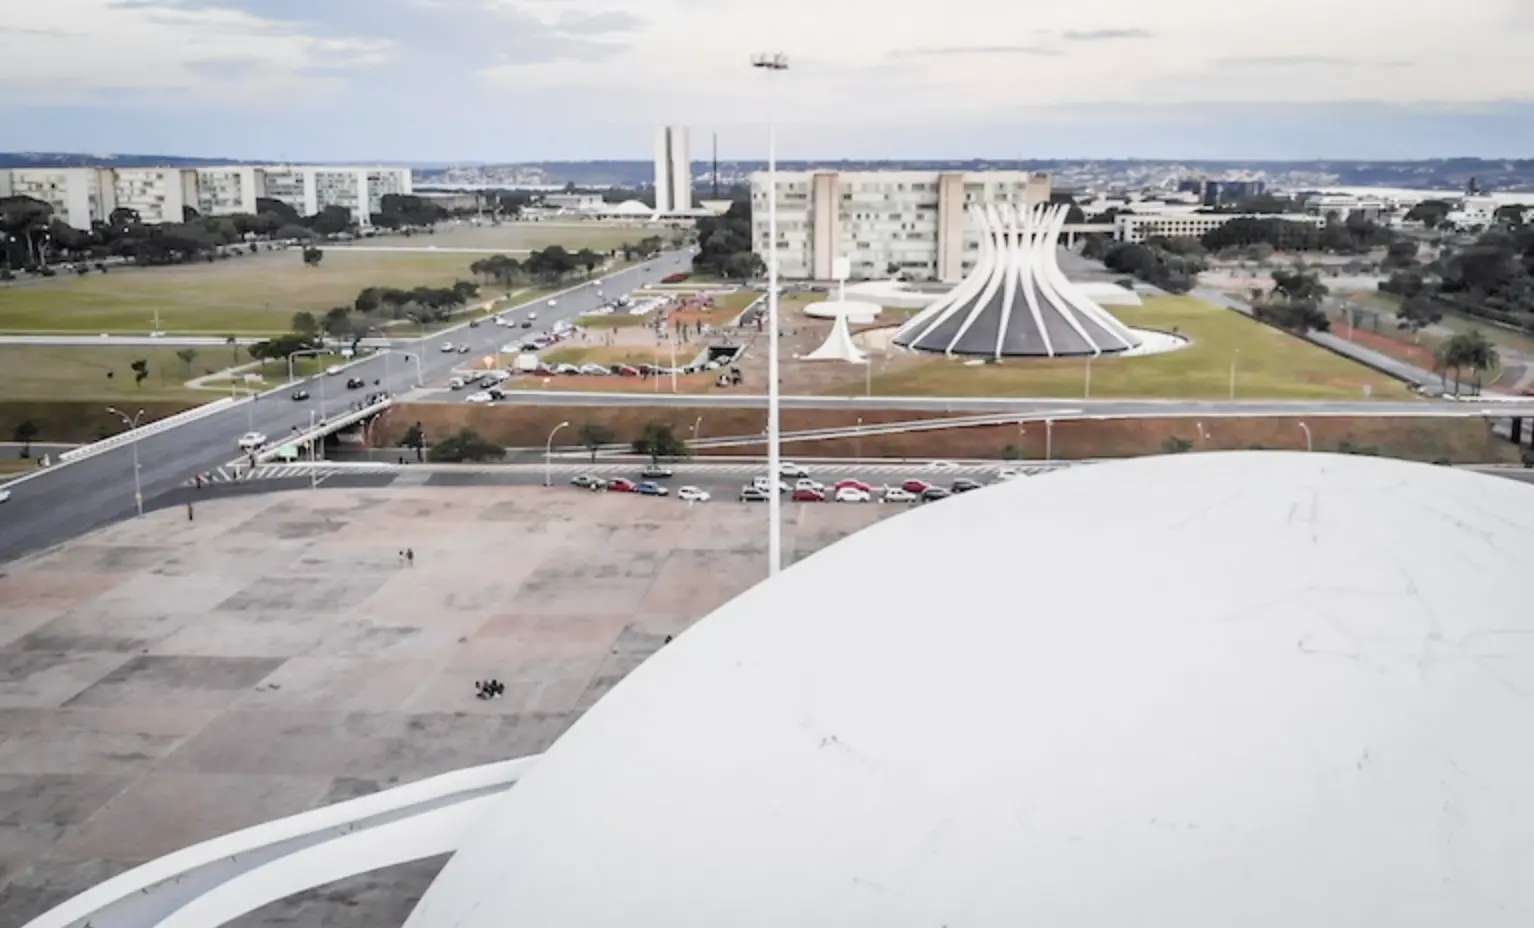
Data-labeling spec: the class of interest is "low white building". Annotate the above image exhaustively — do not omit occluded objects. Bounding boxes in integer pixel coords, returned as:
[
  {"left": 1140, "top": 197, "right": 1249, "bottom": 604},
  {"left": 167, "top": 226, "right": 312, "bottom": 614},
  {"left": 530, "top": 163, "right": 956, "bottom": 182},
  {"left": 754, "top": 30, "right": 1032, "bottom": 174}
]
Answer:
[
  {"left": 750, "top": 169, "right": 1052, "bottom": 282},
  {"left": 1113, "top": 212, "right": 1326, "bottom": 244}
]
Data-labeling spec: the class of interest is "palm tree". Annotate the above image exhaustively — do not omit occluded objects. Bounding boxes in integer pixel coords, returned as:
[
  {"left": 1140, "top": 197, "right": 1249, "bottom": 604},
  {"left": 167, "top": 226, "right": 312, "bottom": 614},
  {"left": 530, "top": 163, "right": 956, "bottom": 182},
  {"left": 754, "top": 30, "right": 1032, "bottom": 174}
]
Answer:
[
  {"left": 1458, "top": 329, "right": 1499, "bottom": 395},
  {"left": 1433, "top": 340, "right": 1462, "bottom": 395}
]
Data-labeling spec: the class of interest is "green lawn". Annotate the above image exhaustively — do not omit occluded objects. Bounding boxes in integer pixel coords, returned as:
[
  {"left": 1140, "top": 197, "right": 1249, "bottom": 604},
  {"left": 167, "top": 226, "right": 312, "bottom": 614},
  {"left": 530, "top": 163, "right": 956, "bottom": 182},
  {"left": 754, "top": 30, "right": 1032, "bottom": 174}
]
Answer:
[
  {"left": 0, "top": 346, "right": 219, "bottom": 400},
  {"left": 860, "top": 295, "right": 1415, "bottom": 400},
  {"left": 578, "top": 312, "right": 653, "bottom": 329},
  {"left": 373, "top": 223, "right": 667, "bottom": 253},
  {"left": 0, "top": 250, "right": 483, "bottom": 335}
]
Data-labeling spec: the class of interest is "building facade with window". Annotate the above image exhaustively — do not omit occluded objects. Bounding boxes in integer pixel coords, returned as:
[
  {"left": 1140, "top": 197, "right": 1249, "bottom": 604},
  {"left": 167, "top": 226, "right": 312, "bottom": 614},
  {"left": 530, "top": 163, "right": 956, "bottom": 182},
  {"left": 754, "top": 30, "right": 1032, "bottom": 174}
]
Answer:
[
  {"left": 749, "top": 170, "right": 1052, "bottom": 282},
  {"left": 1112, "top": 212, "right": 1326, "bottom": 244}
]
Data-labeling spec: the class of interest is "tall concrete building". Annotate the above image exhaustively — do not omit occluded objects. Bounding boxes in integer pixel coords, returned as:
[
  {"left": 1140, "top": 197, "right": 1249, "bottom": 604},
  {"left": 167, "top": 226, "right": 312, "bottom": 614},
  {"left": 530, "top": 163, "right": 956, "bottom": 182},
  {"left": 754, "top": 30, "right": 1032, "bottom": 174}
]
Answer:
[
  {"left": 750, "top": 169, "right": 1052, "bottom": 282},
  {"left": 653, "top": 126, "right": 692, "bottom": 214},
  {"left": 0, "top": 165, "right": 413, "bottom": 228}
]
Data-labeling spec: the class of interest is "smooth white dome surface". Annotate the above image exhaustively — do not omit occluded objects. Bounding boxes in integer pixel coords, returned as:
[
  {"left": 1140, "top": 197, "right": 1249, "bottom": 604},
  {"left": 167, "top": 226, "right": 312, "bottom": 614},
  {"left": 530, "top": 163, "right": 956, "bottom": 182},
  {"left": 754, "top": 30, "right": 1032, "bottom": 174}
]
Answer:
[{"left": 408, "top": 452, "right": 1534, "bottom": 927}]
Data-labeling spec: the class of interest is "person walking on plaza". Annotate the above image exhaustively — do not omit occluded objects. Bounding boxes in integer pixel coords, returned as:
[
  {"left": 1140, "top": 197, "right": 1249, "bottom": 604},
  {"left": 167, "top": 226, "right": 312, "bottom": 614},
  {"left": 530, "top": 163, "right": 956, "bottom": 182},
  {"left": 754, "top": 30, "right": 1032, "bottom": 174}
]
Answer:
[
  {"left": 186, "top": 503, "right": 194, "bottom": 521},
  {"left": 405, "top": 548, "right": 414, "bottom": 567}
]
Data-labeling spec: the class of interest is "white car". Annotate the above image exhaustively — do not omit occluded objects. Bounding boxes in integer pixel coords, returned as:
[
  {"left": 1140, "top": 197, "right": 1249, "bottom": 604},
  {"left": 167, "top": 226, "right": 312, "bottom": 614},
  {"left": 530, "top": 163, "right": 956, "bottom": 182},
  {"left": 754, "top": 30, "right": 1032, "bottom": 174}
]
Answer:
[
  {"left": 465, "top": 391, "right": 493, "bottom": 404},
  {"left": 440, "top": 342, "right": 455, "bottom": 352},
  {"left": 677, "top": 486, "right": 711, "bottom": 503},
  {"left": 997, "top": 467, "right": 1025, "bottom": 481},
  {"left": 795, "top": 478, "right": 825, "bottom": 493},
  {"left": 883, "top": 487, "right": 918, "bottom": 503},
  {"left": 237, "top": 431, "right": 267, "bottom": 450},
  {"left": 325, "top": 365, "right": 342, "bottom": 376},
  {"left": 834, "top": 486, "right": 871, "bottom": 503},
  {"left": 778, "top": 461, "right": 810, "bottom": 478},
  {"left": 0, "top": 488, "right": 11, "bottom": 504},
  {"left": 928, "top": 460, "right": 959, "bottom": 470}
]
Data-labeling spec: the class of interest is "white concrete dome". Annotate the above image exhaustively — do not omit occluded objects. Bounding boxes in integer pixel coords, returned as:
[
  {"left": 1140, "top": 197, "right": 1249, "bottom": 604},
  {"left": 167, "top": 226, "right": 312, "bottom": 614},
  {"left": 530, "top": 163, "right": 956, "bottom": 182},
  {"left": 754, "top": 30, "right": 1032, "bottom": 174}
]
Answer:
[{"left": 408, "top": 452, "right": 1534, "bottom": 927}]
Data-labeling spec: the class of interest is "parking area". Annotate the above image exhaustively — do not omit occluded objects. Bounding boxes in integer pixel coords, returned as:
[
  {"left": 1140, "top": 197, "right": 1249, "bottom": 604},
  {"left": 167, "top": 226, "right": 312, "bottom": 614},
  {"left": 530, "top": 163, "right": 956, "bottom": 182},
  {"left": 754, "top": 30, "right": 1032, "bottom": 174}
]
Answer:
[{"left": 0, "top": 486, "right": 897, "bottom": 926}]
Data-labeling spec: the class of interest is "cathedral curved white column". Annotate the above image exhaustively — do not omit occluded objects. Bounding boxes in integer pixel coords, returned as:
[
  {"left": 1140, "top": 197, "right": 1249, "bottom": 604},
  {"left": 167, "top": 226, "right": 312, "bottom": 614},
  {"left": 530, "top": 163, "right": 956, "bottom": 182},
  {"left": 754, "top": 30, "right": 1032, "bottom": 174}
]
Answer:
[{"left": 893, "top": 202, "right": 1142, "bottom": 358}]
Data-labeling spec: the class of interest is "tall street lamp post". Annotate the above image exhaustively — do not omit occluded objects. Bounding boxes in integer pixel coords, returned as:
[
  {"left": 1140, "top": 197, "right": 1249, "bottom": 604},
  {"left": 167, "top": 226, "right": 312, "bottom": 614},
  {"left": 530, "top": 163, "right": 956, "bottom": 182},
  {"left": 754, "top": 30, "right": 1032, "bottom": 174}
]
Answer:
[
  {"left": 105, "top": 407, "right": 145, "bottom": 517},
  {"left": 753, "top": 50, "right": 789, "bottom": 577},
  {"left": 545, "top": 421, "right": 570, "bottom": 486}
]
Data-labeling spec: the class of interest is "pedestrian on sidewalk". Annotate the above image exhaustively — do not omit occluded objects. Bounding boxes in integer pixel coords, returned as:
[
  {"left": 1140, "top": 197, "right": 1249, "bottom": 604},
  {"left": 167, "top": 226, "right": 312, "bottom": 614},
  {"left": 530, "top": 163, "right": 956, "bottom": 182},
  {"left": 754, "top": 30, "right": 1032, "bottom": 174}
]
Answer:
[
  {"left": 405, "top": 548, "right": 415, "bottom": 567},
  {"left": 186, "top": 503, "right": 194, "bottom": 521}
]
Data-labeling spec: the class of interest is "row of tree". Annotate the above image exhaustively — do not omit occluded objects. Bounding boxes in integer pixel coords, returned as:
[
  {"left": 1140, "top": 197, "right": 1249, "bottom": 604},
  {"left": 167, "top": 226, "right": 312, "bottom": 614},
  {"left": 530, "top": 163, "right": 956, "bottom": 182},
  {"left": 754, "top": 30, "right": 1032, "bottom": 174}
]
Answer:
[
  {"left": 693, "top": 187, "right": 763, "bottom": 280},
  {"left": 398, "top": 419, "right": 692, "bottom": 465},
  {"left": 1085, "top": 237, "right": 1201, "bottom": 293}
]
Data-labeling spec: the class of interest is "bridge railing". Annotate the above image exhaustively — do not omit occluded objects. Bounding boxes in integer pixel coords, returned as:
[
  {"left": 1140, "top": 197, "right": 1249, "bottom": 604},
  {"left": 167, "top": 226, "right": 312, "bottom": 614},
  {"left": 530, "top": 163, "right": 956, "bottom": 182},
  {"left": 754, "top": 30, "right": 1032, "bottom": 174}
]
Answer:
[{"left": 57, "top": 396, "right": 240, "bottom": 465}]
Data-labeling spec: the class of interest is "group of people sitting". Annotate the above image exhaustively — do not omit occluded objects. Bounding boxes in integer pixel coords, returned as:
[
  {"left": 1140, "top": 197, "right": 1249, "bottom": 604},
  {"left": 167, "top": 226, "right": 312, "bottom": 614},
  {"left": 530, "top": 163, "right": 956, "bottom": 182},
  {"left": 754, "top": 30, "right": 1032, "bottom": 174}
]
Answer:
[{"left": 475, "top": 679, "right": 505, "bottom": 700}]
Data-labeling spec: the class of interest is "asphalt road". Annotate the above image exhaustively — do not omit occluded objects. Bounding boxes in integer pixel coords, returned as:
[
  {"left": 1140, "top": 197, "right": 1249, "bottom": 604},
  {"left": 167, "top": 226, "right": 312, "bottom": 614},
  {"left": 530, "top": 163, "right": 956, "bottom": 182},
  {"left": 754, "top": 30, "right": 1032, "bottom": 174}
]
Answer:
[
  {"left": 413, "top": 388, "right": 1534, "bottom": 419},
  {"left": 0, "top": 252, "right": 692, "bottom": 564}
]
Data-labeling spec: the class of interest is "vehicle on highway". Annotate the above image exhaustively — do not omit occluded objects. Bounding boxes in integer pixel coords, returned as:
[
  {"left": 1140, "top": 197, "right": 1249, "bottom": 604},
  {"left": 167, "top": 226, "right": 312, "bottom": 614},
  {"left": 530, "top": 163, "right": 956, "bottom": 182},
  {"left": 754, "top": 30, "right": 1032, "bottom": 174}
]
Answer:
[
  {"left": 290, "top": 389, "right": 310, "bottom": 401},
  {"left": 882, "top": 487, "right": 918, "bottom": 503},
  {"left": 928, "top": 460, "right": 959, "bottom": 470},
  {"left": 521, "top": 320, "right": 534, "bottom": 328},
  {"left": 570, "top": 474, "right": 606, "bottom": 490},
  {"left": 641, "top": 464, "right": 674, "bottom": 479},
  {"left": 834, "top": 486, "right": 872, "bottom": 503},
  {"left": 346, "top": 377, "right": 365, "bottom": 389},
  {"left": 677, "top": 486, "right": 710, "bottom": 503},
  {"left": 448, "top": 377, "right": 465, "bottom": 390},
  {"left": 921, "top": 487, "right": 953, "bottom": 502},
  {"left": 237, "top": 431, "right": 267, "bottom": 450},
  {"left": 440, "top": 342, "right": 456, "bottom": 352},
  {"left": 951, "top": 478, "right": 985, "bottom": 493},
  {"left": 468, "top": 319, "right": 481, "bottom": 328},
  {"left": 791, "top": 487, "right": 826, "bottom": 502},
  {"left": 834, "top": 479, "right": 873, "bottom": 493},
  {"left": 739, "top": 486, "right": 770, "bottom": 502},
  {"left": 0, "top": 488, "right": 11, "bottom": 504},
  {"left": 637, "top": 481, "right": 669, "bottom": 497},
  {"left": 457, "top": 345, "right": 471, "bottom": 354},
  {"left": 901, "top": 479, "right": 934, "bottom": 494},
  {"left": 465, "top": 391, "right": 493, "bottom": 404},
  {"left": 609, "top": 477, "right": 638, "bottom": 493},
  {"left": 325, "top": 365, "right": 342, "bottom": 376},
  {"left": 779, "top": 461, "right": 810, "bottom": 478}
]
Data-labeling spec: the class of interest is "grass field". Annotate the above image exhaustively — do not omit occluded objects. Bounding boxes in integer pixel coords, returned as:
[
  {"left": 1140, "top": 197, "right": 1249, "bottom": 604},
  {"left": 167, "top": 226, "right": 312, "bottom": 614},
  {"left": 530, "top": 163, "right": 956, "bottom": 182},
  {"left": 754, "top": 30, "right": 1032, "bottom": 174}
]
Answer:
[
  {"left": 578, "top": 312, "right": 653, "bottom": 329},
  {"left": 862, "top": 295, "right": 1415, "bottom": 400},
  {"left": 0, "top": 223, "right": 662, "bottom": 336},
  {"left": 0, "top": 346, "right": 219, "bottom": 400}
]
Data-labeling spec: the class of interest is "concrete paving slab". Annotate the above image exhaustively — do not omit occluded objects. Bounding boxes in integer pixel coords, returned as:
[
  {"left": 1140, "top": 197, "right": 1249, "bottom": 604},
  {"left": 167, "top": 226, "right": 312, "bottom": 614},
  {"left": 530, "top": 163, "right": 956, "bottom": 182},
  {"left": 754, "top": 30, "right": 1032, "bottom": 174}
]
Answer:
[{"left": 0, "top": 486, "right": 896, "bottom": 926}]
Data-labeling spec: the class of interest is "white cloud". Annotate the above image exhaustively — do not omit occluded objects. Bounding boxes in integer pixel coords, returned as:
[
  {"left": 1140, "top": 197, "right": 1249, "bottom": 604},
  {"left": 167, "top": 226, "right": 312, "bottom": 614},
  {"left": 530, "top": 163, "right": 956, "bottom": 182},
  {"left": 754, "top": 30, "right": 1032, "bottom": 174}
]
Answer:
[
  {"left": 0, "top": 0, "right": 389, "bottom": 105},
  {"left": 477, "top": 0, "right": 1534, "bottom": 124}
]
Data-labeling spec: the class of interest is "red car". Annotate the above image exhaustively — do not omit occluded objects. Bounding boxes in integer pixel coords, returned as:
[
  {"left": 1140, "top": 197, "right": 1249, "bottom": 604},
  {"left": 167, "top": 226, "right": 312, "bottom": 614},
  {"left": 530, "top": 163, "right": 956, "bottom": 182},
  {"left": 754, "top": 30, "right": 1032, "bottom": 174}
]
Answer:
[
  {"left": 901, "top": 479, "right": 933, "bottom": 494},
  {"left": 835, "top": 479, "right": 872, "bottom": 493},
  {"left": 608, "top": 478, "right": 638, "bottom": 493},
  {"left": 791, "top": 487, "right": 825, "bottom": 502},
  {"left": 661, "top": 272, "right": 690, "bottom": 284}
]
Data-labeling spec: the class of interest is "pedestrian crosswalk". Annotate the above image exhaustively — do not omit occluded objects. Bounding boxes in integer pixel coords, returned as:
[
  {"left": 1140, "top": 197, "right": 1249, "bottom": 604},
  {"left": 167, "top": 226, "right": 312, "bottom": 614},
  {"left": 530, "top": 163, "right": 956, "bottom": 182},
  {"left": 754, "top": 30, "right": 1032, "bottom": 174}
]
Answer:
[{"left": 190, "top": 459, "right": 1087, "bottom": 486}]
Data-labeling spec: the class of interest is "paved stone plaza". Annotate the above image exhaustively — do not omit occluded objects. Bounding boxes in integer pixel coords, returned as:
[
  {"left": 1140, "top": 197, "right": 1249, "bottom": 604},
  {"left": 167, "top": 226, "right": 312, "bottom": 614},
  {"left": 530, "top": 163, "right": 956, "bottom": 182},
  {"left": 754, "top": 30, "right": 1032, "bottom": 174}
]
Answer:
[{"left": 0, "top": 487, "right": 898, "bottom": 927}]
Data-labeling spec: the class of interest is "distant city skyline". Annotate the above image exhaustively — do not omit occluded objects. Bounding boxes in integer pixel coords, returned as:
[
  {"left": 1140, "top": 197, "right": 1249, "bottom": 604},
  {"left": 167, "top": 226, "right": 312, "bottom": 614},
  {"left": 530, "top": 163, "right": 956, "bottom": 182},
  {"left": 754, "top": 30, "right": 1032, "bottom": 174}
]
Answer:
[{"left": 2, "top": 0, "right": 1532, "bottom": 161}]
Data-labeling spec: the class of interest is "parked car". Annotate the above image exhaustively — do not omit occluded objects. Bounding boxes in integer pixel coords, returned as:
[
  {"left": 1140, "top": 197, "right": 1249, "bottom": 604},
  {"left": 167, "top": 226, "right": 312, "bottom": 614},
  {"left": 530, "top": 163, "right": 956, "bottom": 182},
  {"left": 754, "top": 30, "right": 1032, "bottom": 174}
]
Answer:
[
  {"left": 448, "top": 377, "right": 465, "bottom": 390},
  {"left": 739, "top": 486, "right": 770, "bottom": 502},
  {"left": 921, "top": 487, "right": 953, "bottom": 502},
  {"left": 951, "top": 478, "right": 985, "bottom": 493},
  {"left": 608, "top": 477, "right": 638, "bottom": 493},
  {"left": 290, "top": 389, "right": 310, "bottom": 401},
  {"left": 791, "top": 487, "right": 825, "bottom": 502},
  {"left": 464, "top": 391, "right": 493, "bottom": 404},
  {"left": 928, "top": 460, "right": 959, "bottom": 470},
  {"left": 237, "top": 431, "right": 267, "bottom": 450},
  {"left": 641, "top": 464, "right": 674, "bottom": 478},
  {"left": 570, "top": 474, "right": 605, "bottom": 490},
  {"left": 779, "top": 461, "right": 810, "bottom": 478},
  {"left": 834, "top": 479, "right": 872, "bottom": 493},
  {"left": 794, "top": 478, "right": 825, "bottom": 493},
  {"left": 751, "top": 476, "right": 790, "bottom": 494},
  {"left": 834, "top": 486, "right": 872, "bottom": 503},
  {"left": 678, "top": 486, "right": 710, "bottom": 503},
  {"left": 637, "top": 481, "right": 669, "bottom": 497},
  {"left": 901, "top": 479, "right": 934, "bottom": 494},
  {"left": 996, "top": 467, "right": 1024, "bottom": 480},
  {"left": 882, "top": 487, "right": 918, "bottom": 503}
]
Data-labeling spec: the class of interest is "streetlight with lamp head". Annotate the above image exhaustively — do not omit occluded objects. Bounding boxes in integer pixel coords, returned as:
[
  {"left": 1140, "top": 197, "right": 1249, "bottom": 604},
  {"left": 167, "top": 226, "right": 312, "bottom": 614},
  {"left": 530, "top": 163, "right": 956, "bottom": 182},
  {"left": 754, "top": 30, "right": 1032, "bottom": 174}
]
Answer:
[
  {"left": 752, "top": 50, "right": 788, "bottom": 576},
  {"left": 1298, "top": 421, "right": 1313, "bottom": 452},
  {"left": 105, "top": 407, "right": 145, "bottom": 517},
  {"left": 545, "top": 421, "right": 570, "bottom": 486}
]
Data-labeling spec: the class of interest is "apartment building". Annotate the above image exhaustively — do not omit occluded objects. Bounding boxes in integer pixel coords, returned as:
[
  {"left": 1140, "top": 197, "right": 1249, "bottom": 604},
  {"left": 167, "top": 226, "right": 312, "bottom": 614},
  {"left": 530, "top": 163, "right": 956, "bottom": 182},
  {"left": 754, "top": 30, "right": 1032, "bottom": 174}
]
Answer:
[
  {"left": 749, "top": 170, "right": 1052, "bottom": 282},
  {"left": 1113, "top": 212, "right": 1326, "bottom": 244},
  {"left": 0, "top": 164, "right": 413, "bottom": 228}
]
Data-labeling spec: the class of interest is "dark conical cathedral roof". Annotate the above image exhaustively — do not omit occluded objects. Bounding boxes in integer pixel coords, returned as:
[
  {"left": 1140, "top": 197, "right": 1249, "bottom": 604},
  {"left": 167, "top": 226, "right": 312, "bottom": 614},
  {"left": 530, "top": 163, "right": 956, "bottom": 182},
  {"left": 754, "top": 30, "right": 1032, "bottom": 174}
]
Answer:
[{"left": 893, "top": 203, "right": 1141, "bottom": 359}]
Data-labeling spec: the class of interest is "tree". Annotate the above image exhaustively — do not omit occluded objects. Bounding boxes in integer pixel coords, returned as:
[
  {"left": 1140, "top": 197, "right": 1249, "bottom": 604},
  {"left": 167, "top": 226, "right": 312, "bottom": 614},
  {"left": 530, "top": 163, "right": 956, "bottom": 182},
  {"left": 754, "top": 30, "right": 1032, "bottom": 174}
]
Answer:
[
  {"left": 12, "top": 419, "right": 38, "bottom": 458},
  {"left": 1252, "top": 300, "right": 1330, "bottom": 334},
  {"left": 1382, "top": 239, "right": 1420, "bottom": 269},
  {"left": 175, "top": 348, "right": 197, "bottom": 372},
  {"left": 427, "top": 428, "right": 504, "bottom": 463},
  {"left": 631, "top": 421, "right": 689, "bottom": 464},
  {"left": 302, "top": 246, "right": 324, "bottom": 266},
  {"left": 1437, "top": 330, "right": 1499, "bottom": 395},
  {"left": 1397, "top": 294, "right": 1443, "bottom": 333},
  {"left": 129, "top": 359, "right": 149, "bottom": 388},
  {"left": 1270, "top": 268, "right": 1329, "bottom": 304},
  {"left": 577, "top": 423, "right": 615, "bottom": 462}
]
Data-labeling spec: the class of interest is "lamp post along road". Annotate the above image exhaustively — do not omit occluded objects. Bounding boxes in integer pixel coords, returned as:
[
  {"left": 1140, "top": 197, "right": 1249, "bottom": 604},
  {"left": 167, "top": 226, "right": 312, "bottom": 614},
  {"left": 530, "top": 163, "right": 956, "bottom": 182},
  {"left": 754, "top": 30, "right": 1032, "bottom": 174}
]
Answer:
[
  {"left": 545, "top": 421, "right": 570, "bottom": 487},
  {"left": 1299, "top": 421, "right": 1313, "bottom": 452},
  {"left": 753, "top": 50, "right": 788, "bottom": 576},
  {"left": 105, "top": 407, "right": 145, "bottom": 517}
]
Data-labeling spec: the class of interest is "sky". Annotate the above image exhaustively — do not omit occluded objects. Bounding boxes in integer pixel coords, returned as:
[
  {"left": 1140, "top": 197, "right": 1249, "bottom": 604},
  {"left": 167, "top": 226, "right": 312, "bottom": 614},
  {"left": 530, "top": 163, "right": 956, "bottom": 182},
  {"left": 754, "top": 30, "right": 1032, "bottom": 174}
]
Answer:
[{"left": 2, "top": 0, "right": 1534, "bottom": 162}]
